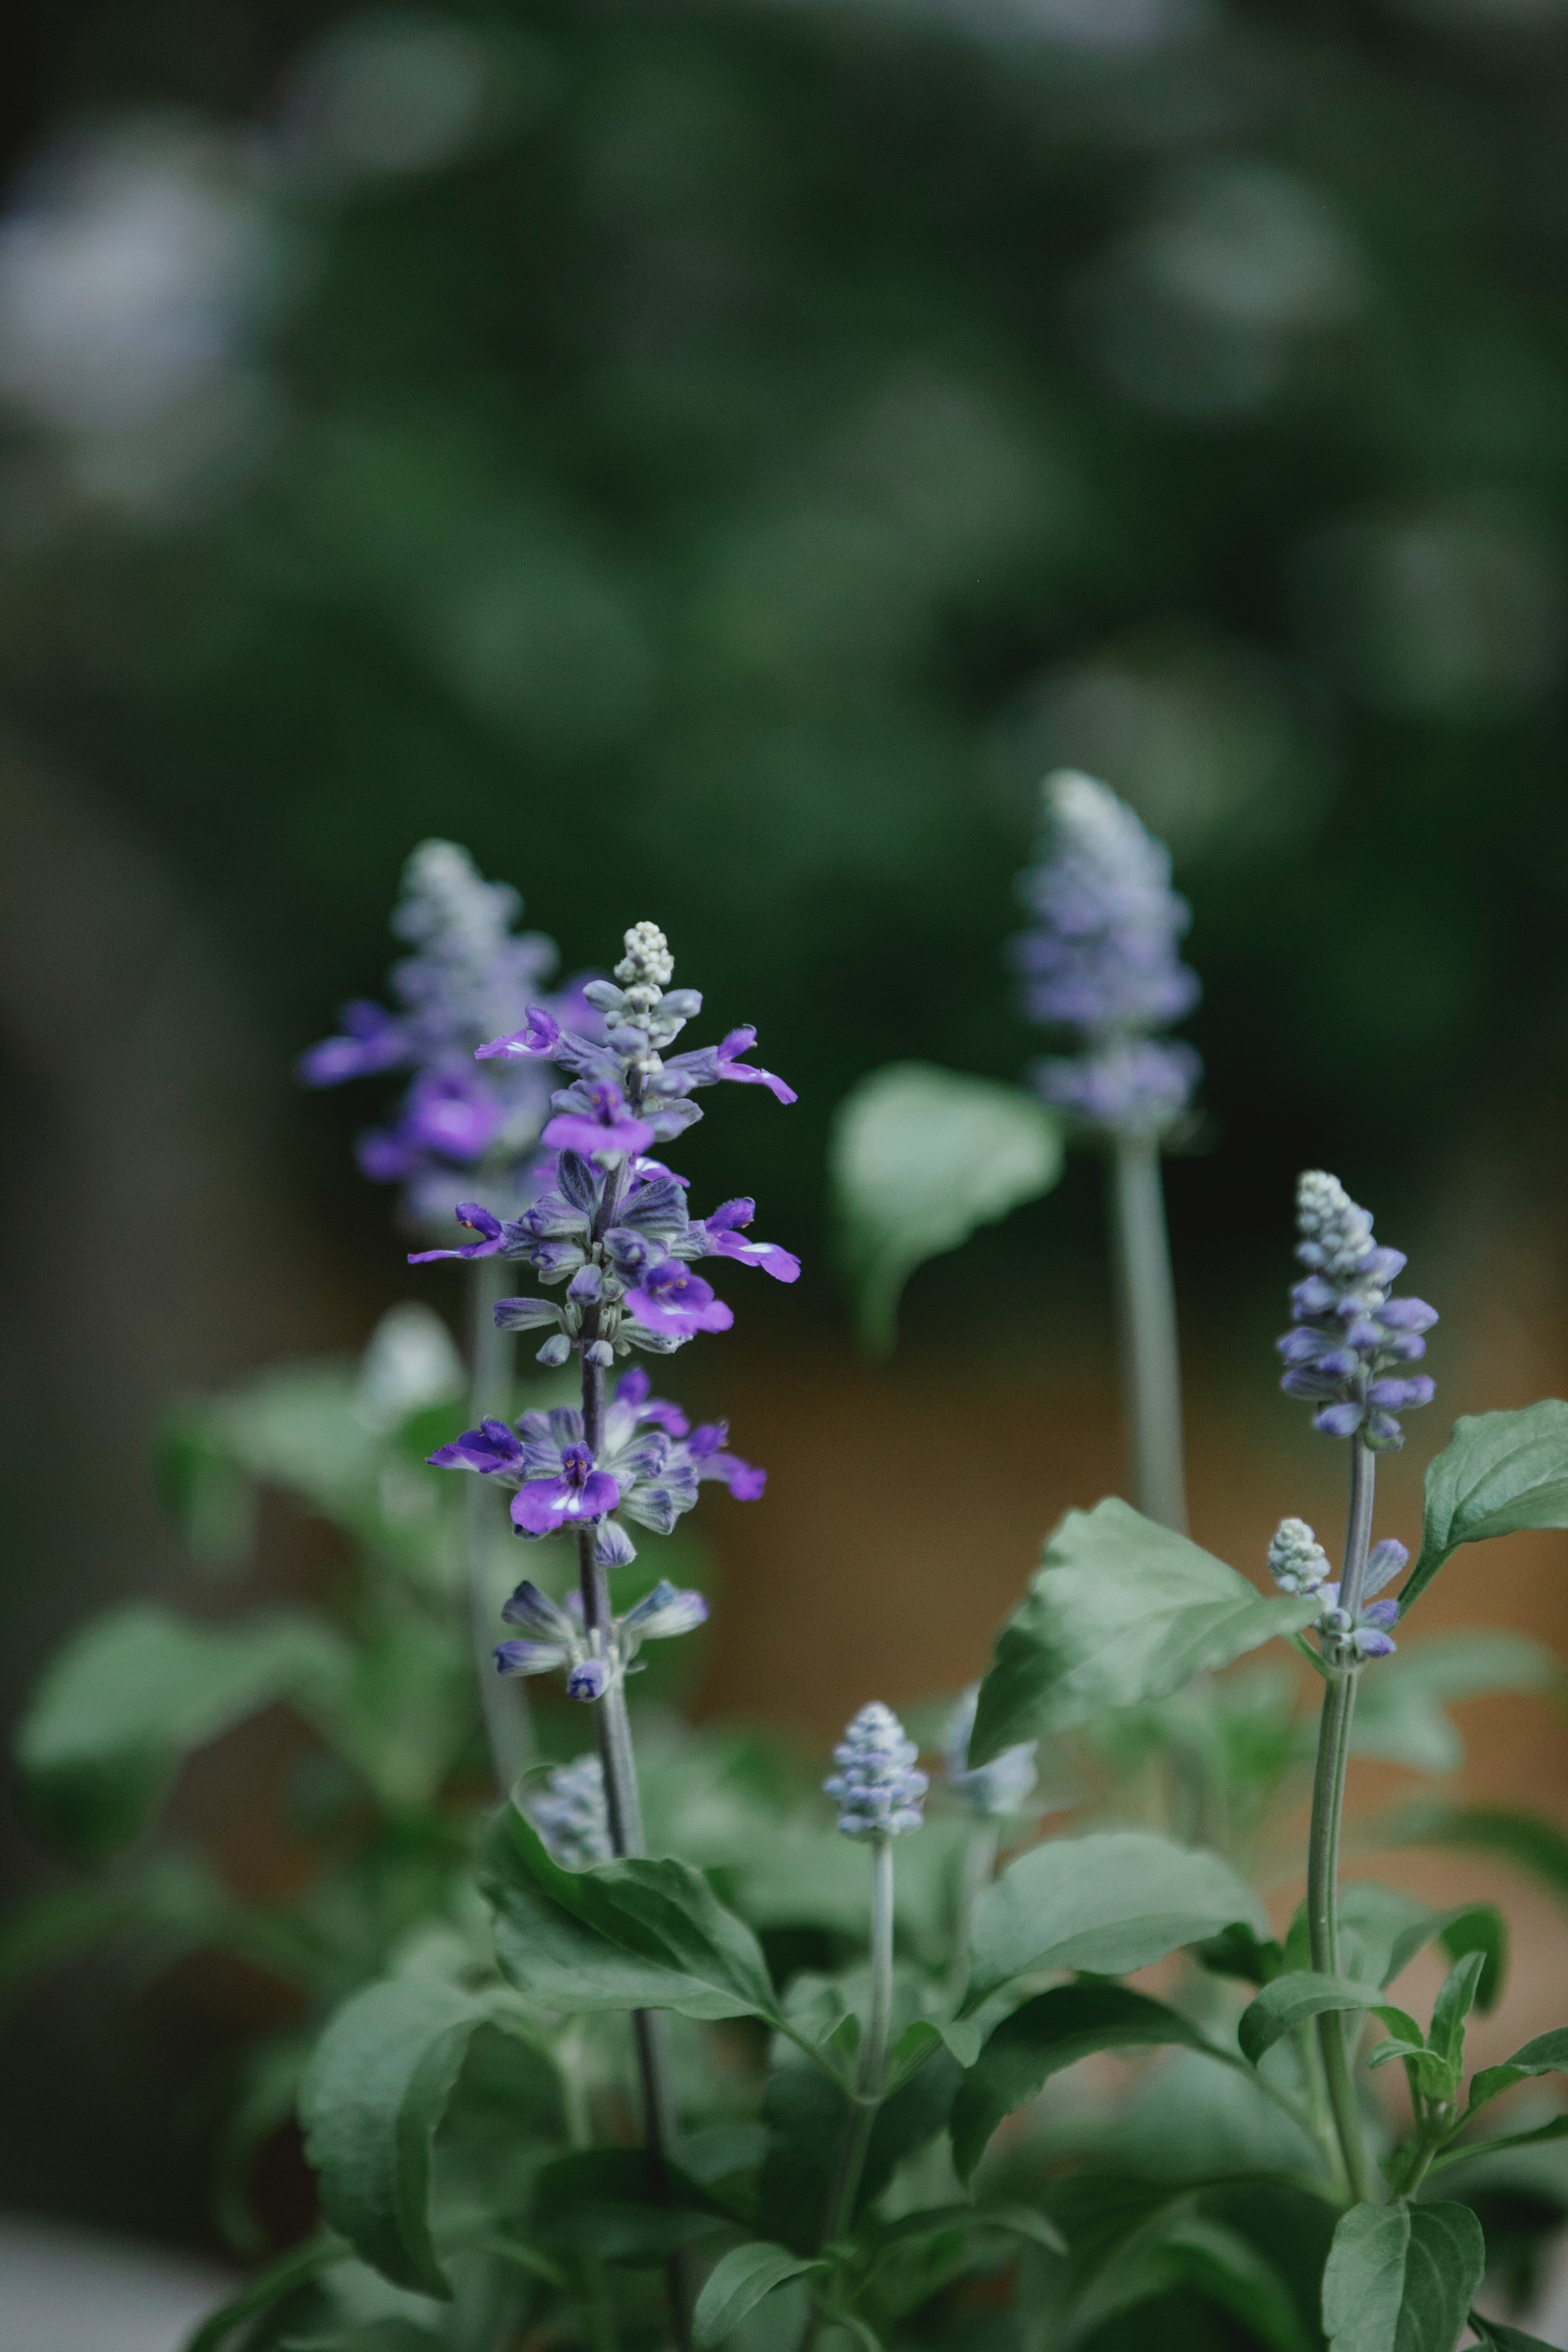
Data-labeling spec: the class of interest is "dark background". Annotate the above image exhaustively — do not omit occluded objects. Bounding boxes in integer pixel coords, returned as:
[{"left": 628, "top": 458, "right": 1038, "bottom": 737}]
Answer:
[{"left": 5, "top": 0, "right": 1568, "bottom": 2258}]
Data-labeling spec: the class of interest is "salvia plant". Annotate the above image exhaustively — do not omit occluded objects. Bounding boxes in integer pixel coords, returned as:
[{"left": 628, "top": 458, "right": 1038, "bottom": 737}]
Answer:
[{"left": 10, "top": 822, "right": 1568, "bottom": 2352}]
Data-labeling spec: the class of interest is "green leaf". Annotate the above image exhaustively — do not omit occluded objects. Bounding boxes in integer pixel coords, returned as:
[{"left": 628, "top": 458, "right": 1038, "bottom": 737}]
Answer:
[
  {"left": 1350, "top": 1633, "right": 1559, "bottom": 1773},
  {"left": 531, "top": 2148, "right": 731, "bottom": 2262},
  {"left": 1320, "top": 2199, "right": 1484, "bottom": 2351},
  {"left": 482, "top": 1802, "right": 780, "bottom": 2024},
  {"left": 828, "top": 1062, "right": 1063, "bottom": 1353},
  {"left": 969, "top": 1500, "right": 1318, "bottom": 1765},
  {"left": 1384, "top": 1803, "right": 1568, "bottom": 1909},
  {"left": 1459, "top": 2025, "right": 1568, "bottom": 2127},
  {"left": 1191, "top": 1923, "right": 1284, "bottom": 1987},
  {"left": 694, "top": 2243, "right": 825, "bottom": 2345},
  {"left": 1403, "top": 1402, "right": 1568, "bottom": 1615},
  {"left": 962, "top": 1829, "right": 1267, "bottom": 2013},
  {"left": 1428, "top": 1950, "right": 1487, "bottom": 2077},
  {"left": 183, "top": 2235, "right": 352, "bottom": 2352},
  {"left": 1468, "top": 2311, "right": 1558, "bottom": 2348},
  {"left": 16, "top": 1604, "right": 352, "bottom": 1862},
  {"left": 1238, "top": 1971, "right": 1421, "bottom": 2067},
  {"left": 299, "top": 1974, "right": 512, "bottom": 2297},
  {"left": 950, "top": 1982, "right": 1235, "bottom": 2182}
]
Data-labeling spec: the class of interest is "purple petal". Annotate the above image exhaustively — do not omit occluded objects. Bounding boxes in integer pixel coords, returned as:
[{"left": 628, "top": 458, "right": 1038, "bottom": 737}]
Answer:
[
  {"left": 1313, "top": 1401, "right": 1366, "bottom": 1438},
  {"left": 544, "top": 1108, "right": 656, "bottom": 1157},
  {"left": 495, "top": 1639, "right": 571, "bottom": 1676},
  {"left": 512, "top": 1478, "right": 573, "bottom": 1534},
  {"left": 1363, "top": 1537, "right": 1409, "bottom": 1596},
  {"left": 1355, "top": 1628, "right": 1398, "bottom": 1659},
  {"left": 408, "top": 1201, "right": 508, "bottom": 1264},
  {"left": 1362, "top": 1598, "right": 1401, "bottom": 1629},
  {"left": 500, "top": 1579, "right": 575, "bottom": 1636},
  {"left": 567, "top": 1658, "right": 610, "bottom": 1701},
  {"left": 716, "top": 1026, "right": 797, "bottom": 1105},
  {"left": 297, "top": 1002, "right": 408, "bottom": 1087},
  {"left": 477, "top": 1006, "right": 561, "bottom": 1061},
  {"left": 1378, "top": 1297, "right": 1438, "bottom": 1333},
  {"left": 1367, "top": 1377, "right": 1435, "bottom": 1409}
]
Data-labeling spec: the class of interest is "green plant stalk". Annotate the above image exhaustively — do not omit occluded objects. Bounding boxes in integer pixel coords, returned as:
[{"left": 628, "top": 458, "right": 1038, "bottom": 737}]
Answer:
[
  {"left": 947, "top": 1820, "right": 1000, "bottom": 2004},
  {"left": 1305, "top": 1434, "right": 1378, "bottom": 2205},
  {"left": 468, "top": 1253, "right": 534, "bottom": 1791},
  {"left": 1109, "top": 1135, "right": 1187, "bottom": 1535},
  {"left": 806, "top": 1836, "right": 896, "bottom": 2349}
]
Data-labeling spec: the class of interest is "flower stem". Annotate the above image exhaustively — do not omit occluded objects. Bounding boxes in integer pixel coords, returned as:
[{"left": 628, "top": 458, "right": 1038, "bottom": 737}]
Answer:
[
  {"left": 467, "top": 1254, "right": 534, "bottom": 1791},
  {"left": 576, "top": 1343, "right": 688, "bottom": 2350},
  {"left": 1109, "top": 1134, "right": 1187, "bottom": 1535},
  {"left": 1305, "top": 1435, "right": 1378, "bottom": 2206},
  {"left": 947, "top": 1821, "right": 999, "bottom": 2005},
  {"left": 805, "top": 1837, "right": 896, "bottom": 2349}
]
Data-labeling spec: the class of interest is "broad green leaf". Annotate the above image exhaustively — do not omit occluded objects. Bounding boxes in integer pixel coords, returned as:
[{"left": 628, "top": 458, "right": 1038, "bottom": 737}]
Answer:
[
  {"left": 1403, "top": 1402, "right": 1568, "bottom": 1614},
  {"left": 962, "top": 1829, "right": 1266, "bottom": 2013},
  {"left": 1320, "top": 2199, "right": 1483, "bottom": 2352},
  {"left": 756, "top": 2026, "right": 962, "bottom": 2254},
  {"left": 1350, "top": 1633, "right": 1559, "bottom": 1773},
  {"left": 1238, "top": 1971, "right": 1421, "bottom": 2067},
  {"left": 694, "top": 2243, "right": 824, "bottom": 2345},
  {"left": 969, "top": 1500, "right": 1317, "bottom": 1765},
  {"left": 531, "top": 2148, "right": 731, "bottom": 2263},
  {"left": 828, "top": 1062, "right": 1063, "bottom": 1353},
  {"left": 299, "top": 1974, "right": 509, "bottom": 2297},
  {"left": 482, "top": 1803, "right": 780, "bottom": 2024},
  {"left": 1469, "top": 2312, "right": 1557, "bottom": 2348},
  {"left": 1459, "top": 2025, "right": 1568, "bottom": 2126},
  {"left": 184, "top": 2236, "right": 353, "bottom": 2352},
  {"left": 16, "top": 1604, "right": 352, "bottom": 1862},
  {"left": 950, "top": 1982, "right": 1234, "bottom": 2181},
  {"left": 1191, "top": 1922, "right": 1285, "bottom": 1988}
]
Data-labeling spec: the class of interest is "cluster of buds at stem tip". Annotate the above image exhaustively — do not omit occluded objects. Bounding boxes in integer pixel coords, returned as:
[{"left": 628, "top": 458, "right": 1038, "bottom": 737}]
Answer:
[
  {"left": 527, "top": 1753, "right": 612, "bottom": 1867},
  {"left": 1277, "top": 1171, "right": 1437, "bottom": 1450},
  {"left": 494, "top": 1576, "right": 709, "bottom": 1703},
  {"left": 825, "top": 1703, "right": 928, "bottom": 1839},
  {"left": 298, "top": 840, "right": 587, "bottom": 1230},
  {"left": 1267, "top": 1516, "right": 1406, "bottom": 1662},
  {"left": 942, "top": 1686, "right": 1039, "bottom": 1817},
  {"left": 1010, "top": 771, "right": 1202, "bottom": 1142}
]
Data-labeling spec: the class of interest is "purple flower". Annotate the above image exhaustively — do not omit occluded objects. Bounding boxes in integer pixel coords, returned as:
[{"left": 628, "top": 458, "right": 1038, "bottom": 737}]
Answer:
[
  {"left": 298, "top": 999, "right": 408, "bottom": 1087},
  {"left": 626, "top": 1262, "right": 734, "bottom": 1338},
  {"left": 567, "top": 1658, "right": 612, "bottom": 1702},
  {"left": 527, "top": 1753, "right": 612, "bottom": 1868},
  {"left": 512, "top": 1439, "right": 621, "bottom": 1535},
  {"left": 618, "top": 1578, "right": 710, "bottom": 1655},
  {"left": 1012, "top": 772, "right": 1201, "bottom": 1140},
  {"left": 1318, "top": 1583, "right": 1400, "bottom": 1662},
  {"left": 544, "top": 1079, "right": 656, "bottom": 1160},
  {"left": 688, "top": 1422, "right": 766, "bottom": 1499},
  {"left": 1276, "top": 1172, "right": 1437, "bottom": 1451},
  {"left": 408, "top": 1201, "right": 509, "bottom": 1265},
  {"left": 428, "top": 1415, "right": 528, "bottom": 1475},
  {"left": 606, "top": 1366, "right": 690, "bottom": 1440},
  {"left": 477, "top": 1006, "right": 564, "bottom": 1062},
  {"left": 692, "top": 1198, "right": 801, "bottom": 1283}
]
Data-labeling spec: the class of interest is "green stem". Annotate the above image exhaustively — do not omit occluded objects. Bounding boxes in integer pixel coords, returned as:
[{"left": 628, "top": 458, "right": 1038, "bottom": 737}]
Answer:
[
  {"left": 947, "top": 1821, "right": 1000, "bottom": 2005},
  {"left": 1304, "top": 1435, "right": 1379, "bottom": 2205},
  {"left": 467, "top": 1254, "right": 534, "bottom": 1791},
  {"left": 805, "top": 1838, "right": 896, "bottom": 2351},
  {"left": 1109, "top": 1134, "right": 1187, "bottom": 1535}
]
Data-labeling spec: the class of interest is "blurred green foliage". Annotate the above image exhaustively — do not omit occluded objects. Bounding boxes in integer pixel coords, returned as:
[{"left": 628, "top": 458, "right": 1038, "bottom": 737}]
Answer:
[{"left": 8, "top": 0, "right": 1568, "bottom": 1284}]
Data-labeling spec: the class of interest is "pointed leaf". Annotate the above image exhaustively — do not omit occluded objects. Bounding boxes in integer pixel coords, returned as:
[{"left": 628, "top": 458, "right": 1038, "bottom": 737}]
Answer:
[
  {"left": 1469, "top": 2311, "right": 1558, "bottom": 2347},
  {"left": 1459, "top": 2024, "right": 1568, "bottom": 2126},
  {"left": 1385, "top": 1803, "right": 1568, "bottom": 1910},
  {"left": 298, "top": 1975, "right": 503, "bottom": 2297},
  {"left": 1238, "top": 1971, "right": 1421, "bottom": 2067},
  {"left": 970, "top": 1500, "right": 1317, "bottom": 1765},
  {"left": 950, "top": 1982, "right": 1236, "bottom": 2181},
  {"left": 1320, "top": 2199, "right": 1483, "bottom": 2351},
  {"left": 482, "top": 1803, "right": 780, "bottom": 2023},
  {"left": 694, "top": 2243, "right": 824, "bottom": 2345},
  {"left": 1402, "top": 1402, "right": 1568, "bottom": 1615},
  {"left": 1350, "top": 1633, "right": 1559, "bottom": 1773},
  {"left": 16, "top": 1603, "right": 352, "bottom": 1862},
  {"left": 962, "top": 1829, "right": 1266, "bottom": 2013},
  {"left": 828, "top": 1063, "right": 1063, "bottom": 1354}
]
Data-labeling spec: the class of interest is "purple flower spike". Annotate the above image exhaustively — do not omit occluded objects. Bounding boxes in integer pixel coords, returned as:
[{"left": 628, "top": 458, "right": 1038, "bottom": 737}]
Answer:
[
  {"left": 1277, "top": 1172, "right": 1437, "bottom": 1451},
  {"left": 626, "top": 1262, "right": 734, "bottom": 1337},
  {"left": 544, "top": 1078, "right": 657, "bottom": 1160},
  {"left": 298, "top": 1000, "right": 408, "bottom": 1087},
  {"left": 512, "top": 1440, "right": 621, "bottom": 1535},
  {"left": 408, "top": 1201, "right": 509, "bottom": 1265},
  {"left": 695, "top": 1198, "right": 802, "bottom": 1283}
]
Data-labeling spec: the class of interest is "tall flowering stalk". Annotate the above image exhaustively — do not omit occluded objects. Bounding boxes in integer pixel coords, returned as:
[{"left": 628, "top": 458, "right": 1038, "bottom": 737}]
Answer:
[
  {"left": 1272, "top": 1170, "right": 1437, "bottom": 2200},
  {"left": 418, "top": 918, "right": 797, "bottom": 2289},
  {"left": 1011, "top": 771, "right": 1201, "bottom": 1532},
  {"left": 301, "top": 841, "right": 592, "bottom": 1790}
]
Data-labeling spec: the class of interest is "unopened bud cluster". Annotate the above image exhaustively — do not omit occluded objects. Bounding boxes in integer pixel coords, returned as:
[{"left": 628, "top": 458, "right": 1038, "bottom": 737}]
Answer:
[
  {"left": 1267, "top": 1514, "right": 1407, "bottom": 1663},
  {"left": 825, "top": 1702, "right": 928, "bottom": 1839},
  {"left": 528, "top": 1753, "right": 613, "bottom": 1868}
]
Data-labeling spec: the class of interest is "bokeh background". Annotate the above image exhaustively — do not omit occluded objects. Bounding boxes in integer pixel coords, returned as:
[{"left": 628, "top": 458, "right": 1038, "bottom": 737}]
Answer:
[{"left": 7, "top": 0, "right": 1568, "bottom": 2279}]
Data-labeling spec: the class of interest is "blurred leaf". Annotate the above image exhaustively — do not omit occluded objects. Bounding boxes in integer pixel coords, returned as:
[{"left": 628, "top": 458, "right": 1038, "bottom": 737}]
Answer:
[
  {"left": 1378, "top": 1803, "right": 1568, "bottom": 1908},
  {"left": 482, "top": 1801, "right": 780, "bottom": 2024},
  {"left": 531, "top": 2148, "right": 730, "bottom": 2263},
  {"left": 828, "top": 1062, "right": 1063, "bottom": 1353},
  {"left": 1402, "top": 1403, "right": 1568, "bottom": 1615},
  {"left": 1469, "top": 2313, "right": 1558, "bottom": 2347},
  {"left": 1239, "top": 1971, "right": 1421, "bottom": 2067},
  {"left": 16, "top": 1603, "right": 353, "bottom": 1862},
  {"left": 950, "top": 1983, "right": 1233, "bottom": 2183},
  {"left": 961, "top": 1830, "right": 1266, "bottom": 2013},
  {"left": 1191, "top": 1923, "right": 1284, "bottom": 1988},
  {"left": 694, "top": 2243, "right": 824, "bottom": 2345},
  {"left": 184, "top": 2236, "right": 353, "bottom": 2352},
  {"left": 299, "top": 1974, "right": 515, "bottom": 2298},
  {"left": 1350, "top": 1632, "right": 1558, "bottom": 1773},
  {"left": 1320, "top": 2199, "right": 1483, "bottom": 2352},
  {"left": 156, "top": 1408, "right": 257, "bottom": 1573},
  {"left": 970, "top": 1500, "right": 1317, "bottom": 1765}
]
